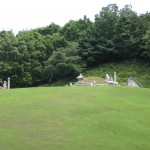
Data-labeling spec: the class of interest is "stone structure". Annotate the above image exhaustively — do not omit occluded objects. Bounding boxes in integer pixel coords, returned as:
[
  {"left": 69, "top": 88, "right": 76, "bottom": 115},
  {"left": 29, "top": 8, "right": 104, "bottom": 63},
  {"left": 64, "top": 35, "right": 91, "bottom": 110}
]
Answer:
[
  {"left": 105, "top": 72, "right": 118, "bottom": 86},
  {"left": 0, "top": 78, "right": 11, "bottom": 90},
  {"left": 77, "top": 74, "right": 84, "bottom": 82},
  {"left": 7, "top": 77, "right": 10, "bottom": 89},
  {"left": 114, "top": 71, "right": 117, "bottom": 82},
  {"left": 3, "top": 81, "right": 7, "bottom": 89},
  {"left": 93, "top": 80, "right": 96, "bottom": 86},
  {"left": 73, "top": 72, "right": 144, "bottom": 88},
  {"left": 76, "top": 74, "right": 84, "bottom": 86},
  {"left": 75, "top": 74, "right": 97, "bottom": 86},
  {"left": 75, "top": 72, "right": 119, "bottom": 86},
  {"left": 127, "top": 77, "right": 142, "bottom": 87}
]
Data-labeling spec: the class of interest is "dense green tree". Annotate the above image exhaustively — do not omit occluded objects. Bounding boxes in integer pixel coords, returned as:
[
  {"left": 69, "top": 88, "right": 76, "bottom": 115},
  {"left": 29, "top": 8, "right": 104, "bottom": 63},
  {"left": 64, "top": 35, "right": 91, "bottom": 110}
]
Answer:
[
  {"left": 142, "top": 30, "right": 150, "bottom": 63},
  {"left": 95, "top": 4, "right": 119, "bottom": 39},
  {"left": 0, "top": 31, "right": 19, "bottom": 62},
  {"left": 36, "top": 23, "right": 60, "bottom": 35},
  {"left": 113, "top": 5, "right": 140, "bottom": 60},
  {"left": 60, "top": 16, "right": 93, "bottom": 42},
  {"left": 0, "top": 31, "right": 22, "bottom": 86},
  {"left": 44, "top": 42, "right": 84, "bottom": 84},
  {"left": 79, "top": 4, "right": 119, "bottom": 66},
  {"left": 16, "top": 30, "right": 46, "bottom": 86}
]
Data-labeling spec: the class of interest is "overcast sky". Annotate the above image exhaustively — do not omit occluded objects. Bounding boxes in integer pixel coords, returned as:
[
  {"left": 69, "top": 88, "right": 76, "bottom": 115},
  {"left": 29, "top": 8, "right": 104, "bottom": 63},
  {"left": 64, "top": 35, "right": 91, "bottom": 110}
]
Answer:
[{"left": 0, "top": 0, "right": 149, "bottom": 34}]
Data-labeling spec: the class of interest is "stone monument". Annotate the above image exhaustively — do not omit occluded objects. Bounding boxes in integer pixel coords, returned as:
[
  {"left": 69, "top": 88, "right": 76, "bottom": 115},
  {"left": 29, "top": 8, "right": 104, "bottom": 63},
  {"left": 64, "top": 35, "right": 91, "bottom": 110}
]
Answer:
[
  {"left": 3, "top": 81, "right": 7, "bottom": 89},
  {"left": 114, "top": 71, "right": 117, "bottom": 82},
  {"left": 106, "top": 72, "right": 118, "bottom": 86},
  {"left": 7, "top": 77, "right": 10, "bottom": 89},
  {"left": 76, "top": 74, "right": 84, "bottom": 85},
  {"left": 127, "top": 77, "right": 142, "bottom": 87}
]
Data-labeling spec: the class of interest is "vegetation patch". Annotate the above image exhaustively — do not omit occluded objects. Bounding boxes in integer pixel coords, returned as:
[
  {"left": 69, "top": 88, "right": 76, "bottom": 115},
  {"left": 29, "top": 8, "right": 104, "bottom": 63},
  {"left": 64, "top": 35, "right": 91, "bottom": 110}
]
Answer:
[{"left": 84, "top": 60, "right": 150, "bottom": 88}]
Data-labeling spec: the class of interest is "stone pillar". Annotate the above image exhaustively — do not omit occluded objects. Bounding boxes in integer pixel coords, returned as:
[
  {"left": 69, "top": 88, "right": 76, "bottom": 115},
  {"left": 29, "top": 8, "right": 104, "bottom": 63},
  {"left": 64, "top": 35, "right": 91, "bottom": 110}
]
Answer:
[
  {"left": 7, "top": 77, "right": 10, "bottom": 89},
  {"left": 114, "top": 72, "right": 117, "bottom": 82}
]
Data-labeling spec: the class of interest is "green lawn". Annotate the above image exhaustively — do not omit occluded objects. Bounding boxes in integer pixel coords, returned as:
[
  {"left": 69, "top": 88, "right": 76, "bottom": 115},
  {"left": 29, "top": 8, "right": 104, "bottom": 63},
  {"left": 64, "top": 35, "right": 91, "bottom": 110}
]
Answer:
[{"left": 0, "top": 86, "right": 150, "bottom": 150}]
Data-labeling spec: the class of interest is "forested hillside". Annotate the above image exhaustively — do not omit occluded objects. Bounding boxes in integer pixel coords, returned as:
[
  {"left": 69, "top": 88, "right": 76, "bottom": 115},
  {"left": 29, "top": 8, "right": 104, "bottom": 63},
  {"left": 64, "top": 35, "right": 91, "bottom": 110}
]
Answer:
[{"left": 0, "top": 4, "right": 150, "bottom": 87}]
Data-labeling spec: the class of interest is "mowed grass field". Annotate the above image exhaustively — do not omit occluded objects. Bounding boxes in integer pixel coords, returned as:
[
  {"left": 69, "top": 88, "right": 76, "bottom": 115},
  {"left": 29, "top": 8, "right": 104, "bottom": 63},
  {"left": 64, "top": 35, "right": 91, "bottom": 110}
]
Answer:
[{"left": 0, "top": 86, "right": 150, "bottom": 150}]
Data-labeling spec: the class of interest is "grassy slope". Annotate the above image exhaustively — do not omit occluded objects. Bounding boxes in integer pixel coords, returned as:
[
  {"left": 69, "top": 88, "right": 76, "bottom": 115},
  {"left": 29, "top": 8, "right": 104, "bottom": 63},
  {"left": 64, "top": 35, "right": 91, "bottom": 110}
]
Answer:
[
  {"left": 0, "top": 87, "right": 150, "bottom": 150},
  {"left": 84, "top": 60, "right": 150, "bottom": 88}
]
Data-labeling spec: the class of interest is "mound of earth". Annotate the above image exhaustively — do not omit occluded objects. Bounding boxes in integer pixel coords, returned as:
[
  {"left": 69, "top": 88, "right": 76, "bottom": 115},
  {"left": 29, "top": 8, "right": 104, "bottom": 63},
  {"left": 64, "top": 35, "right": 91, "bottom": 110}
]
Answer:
[{"left": 83, "top": 76, "right": 106, "bottom": 84}]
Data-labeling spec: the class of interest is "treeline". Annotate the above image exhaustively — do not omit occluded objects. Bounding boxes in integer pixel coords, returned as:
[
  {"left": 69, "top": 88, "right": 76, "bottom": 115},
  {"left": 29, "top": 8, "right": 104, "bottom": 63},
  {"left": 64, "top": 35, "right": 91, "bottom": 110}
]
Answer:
[{"left": 0, "top": 4, "right": 150, "bottom": 87}]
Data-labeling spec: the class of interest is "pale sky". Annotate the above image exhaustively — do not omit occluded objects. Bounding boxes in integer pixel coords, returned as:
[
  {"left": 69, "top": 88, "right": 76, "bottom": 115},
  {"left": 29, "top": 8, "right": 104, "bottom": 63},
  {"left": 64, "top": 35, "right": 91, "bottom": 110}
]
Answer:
[{"left": 0, "top": 0, "right": 149, "bottom": 34}]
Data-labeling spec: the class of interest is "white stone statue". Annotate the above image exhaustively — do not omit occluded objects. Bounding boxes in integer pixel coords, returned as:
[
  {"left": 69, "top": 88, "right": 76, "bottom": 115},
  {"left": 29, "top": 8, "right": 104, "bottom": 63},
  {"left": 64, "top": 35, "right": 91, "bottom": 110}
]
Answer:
[
  {"left": 105, "top": 72, "right": 118, "bottom": 86},
  {"left": 3, "top": 81, "right": 7, "bottom": 89},
  {"left": 106, "top": 74, "right": 110, "bottom": 81}
]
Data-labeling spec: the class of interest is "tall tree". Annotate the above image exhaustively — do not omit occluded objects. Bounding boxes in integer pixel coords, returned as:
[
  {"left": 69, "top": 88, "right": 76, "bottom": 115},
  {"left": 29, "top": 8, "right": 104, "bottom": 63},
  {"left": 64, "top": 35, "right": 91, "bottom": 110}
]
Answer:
[
  {"left": 142, "top": 29, "right": 150, "bottom": 63},
  {"left": 36, "top": 23, "right": 60, "bottom": 36},
  {"left": 44, "top": 42, "right": 84, "bottom": 84},
  {"left": 60, "top": 16, "right": 93, "bottom": 42},
  {"left": 113, "top": 5, "right": 140, "bottom": 60},
  {"left": 79, "top": 4, "right": 119, "bottom": 66}
]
